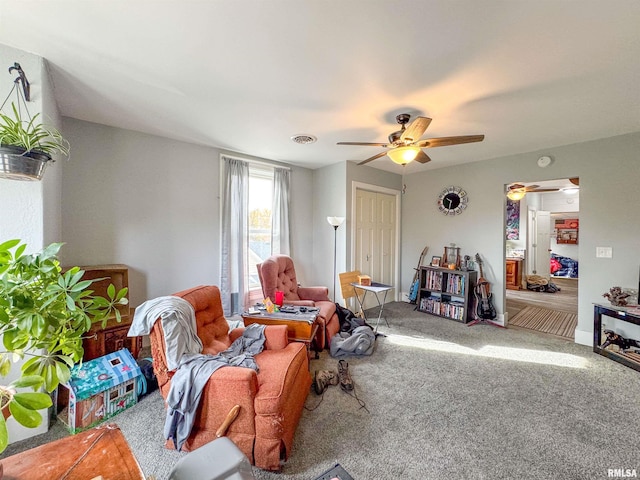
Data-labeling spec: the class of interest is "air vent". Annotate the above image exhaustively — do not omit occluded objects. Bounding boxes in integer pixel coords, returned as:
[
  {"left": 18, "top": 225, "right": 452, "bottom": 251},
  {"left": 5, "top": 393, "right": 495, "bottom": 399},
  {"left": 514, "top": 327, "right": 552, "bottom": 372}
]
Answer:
[{"left": 290, "top": 134, "right": 317, "bottom": 145}]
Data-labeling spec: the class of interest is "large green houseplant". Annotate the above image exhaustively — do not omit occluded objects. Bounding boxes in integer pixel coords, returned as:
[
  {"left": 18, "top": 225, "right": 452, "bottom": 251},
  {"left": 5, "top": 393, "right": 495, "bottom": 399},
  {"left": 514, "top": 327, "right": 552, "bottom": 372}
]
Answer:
[
  {"left": 0, "top": 103, "right": 70, "bottom": 180},
  {"left": 0, "top": 239, "right": 128, "bottom": 452}
]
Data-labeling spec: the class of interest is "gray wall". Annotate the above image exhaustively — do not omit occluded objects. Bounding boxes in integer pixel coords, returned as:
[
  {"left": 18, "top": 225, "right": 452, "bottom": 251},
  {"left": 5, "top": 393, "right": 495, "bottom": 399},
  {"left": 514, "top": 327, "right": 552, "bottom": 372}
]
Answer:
[
  {"left": 402, "top": 132, "right": 640, "bottom": 345},
  {"left": 60, "top": 118, "right": 314, "bottom": 308},
  {"left": 0, "top": 44, "right": 63, "bottom": 250},
  {"left": 311, "top": 162, "right": 347, "bottom": 300}
]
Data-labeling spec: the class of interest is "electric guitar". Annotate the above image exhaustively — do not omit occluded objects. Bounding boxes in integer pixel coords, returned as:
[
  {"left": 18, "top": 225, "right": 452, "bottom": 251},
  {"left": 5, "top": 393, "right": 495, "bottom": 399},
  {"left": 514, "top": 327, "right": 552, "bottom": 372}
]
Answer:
[
  {"left": 409, "top": 245, "right": 429, "bottom": 304},
  {"left": 474, "top": 253, "right": 497, "bottom": 320}
]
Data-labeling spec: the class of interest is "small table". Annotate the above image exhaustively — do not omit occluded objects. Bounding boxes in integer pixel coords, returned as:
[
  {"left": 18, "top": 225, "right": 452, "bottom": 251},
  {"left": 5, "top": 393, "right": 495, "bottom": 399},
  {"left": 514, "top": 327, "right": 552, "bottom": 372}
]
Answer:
[
  {"left": 241, "top": 307, "right": 320, "bottom": 360},
  {"left": 351, "top": 282, "right": 394, "bottom": 332}
]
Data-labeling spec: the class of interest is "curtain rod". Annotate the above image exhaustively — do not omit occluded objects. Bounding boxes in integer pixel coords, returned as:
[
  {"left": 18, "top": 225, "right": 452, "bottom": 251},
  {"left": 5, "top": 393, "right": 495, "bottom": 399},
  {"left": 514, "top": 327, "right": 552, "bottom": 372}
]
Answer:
[{"left": 221, "top": 153, "right": 291, "bottom": 171}]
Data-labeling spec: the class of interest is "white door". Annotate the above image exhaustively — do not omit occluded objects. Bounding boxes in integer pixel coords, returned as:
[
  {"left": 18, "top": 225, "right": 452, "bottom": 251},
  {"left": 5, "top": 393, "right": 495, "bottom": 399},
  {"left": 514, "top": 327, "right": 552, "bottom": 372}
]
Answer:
[
  {"left": 529, "top": 209, "right": 551, "bottom": 276},
  {"left": 354, "top": 189, "right": 396, "bottom": 309}
]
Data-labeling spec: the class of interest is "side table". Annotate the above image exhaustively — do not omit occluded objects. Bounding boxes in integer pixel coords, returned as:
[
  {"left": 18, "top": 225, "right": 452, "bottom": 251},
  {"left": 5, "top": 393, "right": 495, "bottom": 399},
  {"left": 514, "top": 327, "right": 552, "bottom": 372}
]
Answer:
[
  {"left": 241, "top": 308, "right": 320, "bottom": 361},
  {"left": 351, "top": 281, "right": 394, "bottom": 332}
]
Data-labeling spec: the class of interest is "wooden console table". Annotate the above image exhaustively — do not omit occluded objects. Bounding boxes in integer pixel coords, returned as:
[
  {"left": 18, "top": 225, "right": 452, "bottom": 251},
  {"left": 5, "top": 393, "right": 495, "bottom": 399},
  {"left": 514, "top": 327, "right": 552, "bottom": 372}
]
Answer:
[
  {"left": 0, "top": 423, "right": 145, "bottom": 479},
  {"left": 593, "top": 303, "right": 640, "bottom": 372}
]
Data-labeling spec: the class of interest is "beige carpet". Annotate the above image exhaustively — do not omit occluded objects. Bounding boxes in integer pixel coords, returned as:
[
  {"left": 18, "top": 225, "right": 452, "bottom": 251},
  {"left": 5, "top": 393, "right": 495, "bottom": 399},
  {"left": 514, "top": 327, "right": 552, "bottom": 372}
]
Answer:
[{"left": 509, "top": 306, "right": 578, "bottom": 339}]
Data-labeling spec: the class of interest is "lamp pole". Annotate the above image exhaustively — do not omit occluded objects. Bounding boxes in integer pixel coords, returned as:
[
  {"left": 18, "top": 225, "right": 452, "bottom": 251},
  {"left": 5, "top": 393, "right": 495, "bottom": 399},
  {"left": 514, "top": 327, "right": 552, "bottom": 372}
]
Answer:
[{"left": 327, "top": 216, "right": 345, "bottom": 302}]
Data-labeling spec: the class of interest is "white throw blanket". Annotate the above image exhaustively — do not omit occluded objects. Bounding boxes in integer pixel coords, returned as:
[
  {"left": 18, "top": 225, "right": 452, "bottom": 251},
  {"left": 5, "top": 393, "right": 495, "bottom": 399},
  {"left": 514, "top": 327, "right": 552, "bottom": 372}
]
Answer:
[{"left": 127, "top": 296, "right": 203, "bottom": 370}]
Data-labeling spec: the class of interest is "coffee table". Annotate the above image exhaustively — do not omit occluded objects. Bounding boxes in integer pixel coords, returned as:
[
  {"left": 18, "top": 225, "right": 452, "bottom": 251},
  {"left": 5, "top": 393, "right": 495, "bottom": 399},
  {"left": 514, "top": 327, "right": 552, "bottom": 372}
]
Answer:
[{"left": 241, "top": 307, "right": 320, "bottom": 360}]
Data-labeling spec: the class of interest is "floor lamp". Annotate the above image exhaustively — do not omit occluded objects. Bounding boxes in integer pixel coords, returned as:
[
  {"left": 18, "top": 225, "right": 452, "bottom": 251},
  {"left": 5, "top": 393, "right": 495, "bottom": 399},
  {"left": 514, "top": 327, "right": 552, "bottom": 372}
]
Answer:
[{"left": 327, "top": 216, "right": 345, "bottom": 302}]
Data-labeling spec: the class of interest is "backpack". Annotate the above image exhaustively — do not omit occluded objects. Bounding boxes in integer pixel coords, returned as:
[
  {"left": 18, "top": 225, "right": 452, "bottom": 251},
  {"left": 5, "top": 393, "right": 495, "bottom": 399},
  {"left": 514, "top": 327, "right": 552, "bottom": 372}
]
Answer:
[{"left": 335, "top": 303, "right": 371, "bottom": 334}]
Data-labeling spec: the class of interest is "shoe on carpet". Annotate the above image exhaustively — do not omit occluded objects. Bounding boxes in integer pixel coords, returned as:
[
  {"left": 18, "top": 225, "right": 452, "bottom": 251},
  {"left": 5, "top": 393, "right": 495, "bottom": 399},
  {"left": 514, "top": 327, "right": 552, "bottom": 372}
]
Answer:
[
  {"left": 337, "top": 360, "right": 353, "bottom": 392},
  {"left": 314, "top": 370, "right": 338, "bottom": 395}
]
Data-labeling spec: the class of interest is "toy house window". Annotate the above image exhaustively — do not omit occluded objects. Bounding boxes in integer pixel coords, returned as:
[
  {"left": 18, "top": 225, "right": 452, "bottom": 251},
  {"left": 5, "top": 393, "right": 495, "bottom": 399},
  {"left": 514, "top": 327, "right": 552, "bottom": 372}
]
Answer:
[
  {"left": 109, "top": 389, "right": 119, "bottom": 401},
  {"left": 125, "top": 381, "right": 134, "bottom": 393},
  {"left": 110, "top": 358, "right": 122, "bottom": 367}
]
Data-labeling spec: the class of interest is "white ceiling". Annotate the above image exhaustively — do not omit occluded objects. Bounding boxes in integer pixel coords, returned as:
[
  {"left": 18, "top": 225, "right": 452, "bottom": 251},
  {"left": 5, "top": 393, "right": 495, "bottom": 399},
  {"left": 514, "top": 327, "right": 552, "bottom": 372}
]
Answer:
[{"left": 1, "top": 1, "right": 638, "bottom": 174}]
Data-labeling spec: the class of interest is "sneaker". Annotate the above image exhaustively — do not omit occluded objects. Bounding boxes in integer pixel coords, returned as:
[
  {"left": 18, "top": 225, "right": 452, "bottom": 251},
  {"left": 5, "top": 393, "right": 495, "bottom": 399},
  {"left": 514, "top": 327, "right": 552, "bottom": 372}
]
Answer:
[
  {"left": 337, "top": 360, "right": 353, "bottom": 392},
  {"left": 314, "top": 370, "right": 338, "bottom": 395}
]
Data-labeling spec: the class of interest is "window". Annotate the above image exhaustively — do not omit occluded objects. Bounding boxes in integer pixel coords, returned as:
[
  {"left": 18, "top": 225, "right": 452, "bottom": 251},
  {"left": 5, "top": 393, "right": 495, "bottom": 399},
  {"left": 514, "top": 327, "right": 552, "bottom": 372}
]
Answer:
[
  {"left": 220, "top": 155, "right": 291, "bottom": 315},
  {"left": 247, "top": 165, "right": 274, "bottom": 293}
]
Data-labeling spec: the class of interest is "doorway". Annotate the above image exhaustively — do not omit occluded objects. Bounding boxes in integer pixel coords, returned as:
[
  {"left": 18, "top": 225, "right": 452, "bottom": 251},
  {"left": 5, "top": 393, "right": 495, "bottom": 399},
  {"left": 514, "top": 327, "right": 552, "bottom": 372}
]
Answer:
[
  {"left": 351, "top": 182, "right": 400, "bottom": 309},
  {"left": 504, "top": 178, "right": 579, "bottom": 339}
]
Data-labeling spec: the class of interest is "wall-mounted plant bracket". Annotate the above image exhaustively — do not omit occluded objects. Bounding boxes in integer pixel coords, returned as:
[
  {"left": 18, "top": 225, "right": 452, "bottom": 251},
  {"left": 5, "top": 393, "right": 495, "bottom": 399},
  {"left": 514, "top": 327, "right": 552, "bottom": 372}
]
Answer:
[{"left": 8, "top": 62, "right": 30, "bottom": 102}]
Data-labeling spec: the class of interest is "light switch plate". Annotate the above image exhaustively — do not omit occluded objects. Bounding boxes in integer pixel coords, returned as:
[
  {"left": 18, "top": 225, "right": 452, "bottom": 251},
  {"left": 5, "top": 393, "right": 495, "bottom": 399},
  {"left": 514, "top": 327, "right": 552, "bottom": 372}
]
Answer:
[{"left": 596, "top": 247, "right": 613, "bottom": 258}]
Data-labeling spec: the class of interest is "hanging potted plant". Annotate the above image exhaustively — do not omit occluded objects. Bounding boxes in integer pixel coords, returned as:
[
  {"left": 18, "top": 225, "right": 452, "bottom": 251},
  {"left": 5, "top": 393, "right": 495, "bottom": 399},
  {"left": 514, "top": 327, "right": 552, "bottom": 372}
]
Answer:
[
  {"left": 0, "top": 103, "right": 70, "bottom": 181},
  {"left": 0, "top": 239, "right": 128, "bottom": 452}
]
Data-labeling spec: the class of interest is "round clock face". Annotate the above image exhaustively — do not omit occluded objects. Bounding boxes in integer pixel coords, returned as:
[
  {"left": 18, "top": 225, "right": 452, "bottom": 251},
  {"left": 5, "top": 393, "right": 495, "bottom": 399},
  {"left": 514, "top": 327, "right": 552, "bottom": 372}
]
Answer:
[{"left": 437, "top": 186, "right": 468, "bottom": 215}]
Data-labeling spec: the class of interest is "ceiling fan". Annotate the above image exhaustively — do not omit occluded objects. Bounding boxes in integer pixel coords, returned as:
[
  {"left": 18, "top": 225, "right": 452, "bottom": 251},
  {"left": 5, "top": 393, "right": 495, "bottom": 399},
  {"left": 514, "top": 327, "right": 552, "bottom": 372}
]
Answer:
[
  {"left": 337, "top": 113, "right": 485, "bottom": 166},
  {"left": 506, "top": 178, "right": 580, "bottom": 200}
]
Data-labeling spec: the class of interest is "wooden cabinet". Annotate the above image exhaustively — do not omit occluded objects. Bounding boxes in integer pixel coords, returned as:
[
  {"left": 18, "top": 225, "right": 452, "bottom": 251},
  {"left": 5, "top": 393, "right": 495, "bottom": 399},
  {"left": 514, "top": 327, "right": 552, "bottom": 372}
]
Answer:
[
  {"left": 75, "top": 265, "right": 141, "bottom": 361},
  {"left": 417, "top": 266, "right": 477, "bottom": 323},
  {"left": 506, "top": 258, "right": 523, "bottom": 290}
]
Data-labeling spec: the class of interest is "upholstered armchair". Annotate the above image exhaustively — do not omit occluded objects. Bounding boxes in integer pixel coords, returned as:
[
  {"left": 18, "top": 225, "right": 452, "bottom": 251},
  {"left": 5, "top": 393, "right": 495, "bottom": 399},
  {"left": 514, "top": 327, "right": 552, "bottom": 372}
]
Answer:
[
  {"left": 148, "top": 285, "right": 311, "bottom": 471},
  {"left": 256, "top": 254, "right": 340, "bottom": 349}
]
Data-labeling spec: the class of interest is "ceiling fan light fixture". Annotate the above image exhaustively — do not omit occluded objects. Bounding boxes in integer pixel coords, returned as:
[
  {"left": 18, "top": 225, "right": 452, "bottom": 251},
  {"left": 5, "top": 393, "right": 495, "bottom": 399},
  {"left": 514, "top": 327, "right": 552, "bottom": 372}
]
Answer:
[
  {"left": 506, "top": 189, "right": 526, "bottom": 201},
  {"left": 387, "top": 146, "right": 420, "bottom": 165}
]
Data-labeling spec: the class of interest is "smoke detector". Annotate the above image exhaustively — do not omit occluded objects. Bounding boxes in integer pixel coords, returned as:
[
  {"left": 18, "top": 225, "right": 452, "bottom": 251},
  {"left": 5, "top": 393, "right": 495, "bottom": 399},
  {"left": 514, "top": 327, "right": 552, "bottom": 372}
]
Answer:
[{"left": 290, "top": 134, "right": 317, "bottom": 145}]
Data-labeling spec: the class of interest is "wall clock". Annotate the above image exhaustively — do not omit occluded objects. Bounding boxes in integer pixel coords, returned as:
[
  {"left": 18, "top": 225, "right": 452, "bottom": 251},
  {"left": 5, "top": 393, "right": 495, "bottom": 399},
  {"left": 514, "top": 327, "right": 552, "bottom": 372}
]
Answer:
[{"left": 437, "top": 186, "right": 468, "bottom": 215}]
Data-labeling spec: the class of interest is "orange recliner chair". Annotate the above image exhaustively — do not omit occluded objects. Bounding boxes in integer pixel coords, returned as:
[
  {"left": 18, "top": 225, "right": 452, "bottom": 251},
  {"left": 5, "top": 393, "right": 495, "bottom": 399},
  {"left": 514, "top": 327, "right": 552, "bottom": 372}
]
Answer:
[
  {"left": 149, "top": 285, "right": 311, "bottom": 471},
  {"left": 256, "top": 254, "right": 340, "bottom": 349}
]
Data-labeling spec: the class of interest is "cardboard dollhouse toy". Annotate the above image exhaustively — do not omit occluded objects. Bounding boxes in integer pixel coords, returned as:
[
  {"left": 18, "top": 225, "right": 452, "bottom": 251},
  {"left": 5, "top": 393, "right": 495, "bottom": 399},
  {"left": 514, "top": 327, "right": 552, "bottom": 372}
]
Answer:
[{"left": 59, "top": 349, "right": 141, "bottom": 433}]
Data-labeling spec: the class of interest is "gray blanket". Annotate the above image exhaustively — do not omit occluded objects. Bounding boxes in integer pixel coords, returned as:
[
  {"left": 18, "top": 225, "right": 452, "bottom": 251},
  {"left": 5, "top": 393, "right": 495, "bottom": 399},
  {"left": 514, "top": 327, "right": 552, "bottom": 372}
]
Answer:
[{"left": 330, "top": 325, "right": 376, "bottom": 358}]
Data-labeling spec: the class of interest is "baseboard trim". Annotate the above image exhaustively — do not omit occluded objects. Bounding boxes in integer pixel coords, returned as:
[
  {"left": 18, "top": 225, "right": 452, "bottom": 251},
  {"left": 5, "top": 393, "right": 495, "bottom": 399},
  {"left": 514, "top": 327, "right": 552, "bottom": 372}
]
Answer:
[{"left": 574, "top": 328, "right": 592, "bottom": 346}]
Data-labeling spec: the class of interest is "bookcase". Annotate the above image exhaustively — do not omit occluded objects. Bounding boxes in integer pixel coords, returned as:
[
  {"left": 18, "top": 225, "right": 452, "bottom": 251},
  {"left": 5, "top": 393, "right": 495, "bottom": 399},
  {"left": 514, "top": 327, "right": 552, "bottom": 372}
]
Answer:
[{"left": 417, "top": 266, "right": 477, "bottom": 323}]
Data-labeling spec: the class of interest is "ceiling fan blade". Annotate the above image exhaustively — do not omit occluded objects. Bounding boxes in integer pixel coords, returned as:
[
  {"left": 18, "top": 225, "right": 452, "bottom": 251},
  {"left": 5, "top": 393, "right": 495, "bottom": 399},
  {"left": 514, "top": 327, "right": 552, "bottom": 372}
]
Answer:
[
  {"left": 531, "top": 188, "right": 560, "bottom": 192},
  {"left": 358, "top": 151, "right": 388, "bottom": 165},
  {"left": 337, "top": 142, "right": 389, "bottom": 147},
  {"left": 569, "top": 177, "right": 579, "bottom": 186},
  {"left": 400, "top": 117, "right": 431, "bottom": 143},
  {"left": 414, "top": 150, "right": 431, "bottom": 164},
  {"left": 416, "top": 135, "right": 485, "bottom": 148},
  {"left": 524, "top": 185, "right": 540, "bottom": 191}
]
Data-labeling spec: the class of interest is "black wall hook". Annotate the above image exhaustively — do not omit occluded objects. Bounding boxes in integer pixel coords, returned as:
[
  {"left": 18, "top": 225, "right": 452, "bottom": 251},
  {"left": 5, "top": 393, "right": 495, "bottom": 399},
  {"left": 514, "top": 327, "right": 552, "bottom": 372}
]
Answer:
[{"left": 8, "top": 62, "right": 30, "bottom": 102}]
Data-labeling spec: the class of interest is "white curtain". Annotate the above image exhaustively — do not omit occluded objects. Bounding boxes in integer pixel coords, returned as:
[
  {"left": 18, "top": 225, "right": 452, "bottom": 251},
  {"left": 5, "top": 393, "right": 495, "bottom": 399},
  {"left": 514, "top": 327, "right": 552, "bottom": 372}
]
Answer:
[
  {"left": 220, "top": 156, "right": 249, "bottom": 316},
  {"left": 272, "top": 167, "right": 291, "bottom": 255}
]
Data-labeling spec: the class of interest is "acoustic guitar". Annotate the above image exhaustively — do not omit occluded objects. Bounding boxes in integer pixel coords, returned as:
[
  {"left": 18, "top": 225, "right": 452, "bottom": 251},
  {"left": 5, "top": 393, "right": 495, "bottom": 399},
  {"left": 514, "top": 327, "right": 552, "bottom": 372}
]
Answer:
[
  {"left": 408, "top": 245, "right": 429, "bottom": 304},
  {"left": 474, "top": 253, "right": 497, "bottom": 320}
]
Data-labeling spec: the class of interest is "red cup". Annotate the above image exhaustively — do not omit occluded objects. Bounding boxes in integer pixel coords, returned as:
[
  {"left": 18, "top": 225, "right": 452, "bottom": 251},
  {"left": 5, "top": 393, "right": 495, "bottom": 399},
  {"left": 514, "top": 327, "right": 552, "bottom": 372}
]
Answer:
[{"left": 275, "top": 290, "right": 284, "bottom": 306}]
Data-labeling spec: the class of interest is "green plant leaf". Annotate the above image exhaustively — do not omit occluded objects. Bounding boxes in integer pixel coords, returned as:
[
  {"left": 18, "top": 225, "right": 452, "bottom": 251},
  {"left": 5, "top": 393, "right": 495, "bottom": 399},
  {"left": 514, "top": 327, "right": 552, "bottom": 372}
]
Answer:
[
  {"left": 0, "top": 356, "right": 11, "bottom": 377},
  {"left": 107, "top": 283, "right": 115, "bottom": 299},
  {"left": 0, "top": 239, "right": 20, "bottom": 252},
  {"left": 10, "top": 375, "right": 45, "bottom": 390},
  {"left": 8, "top": 399, "right": 43, "bottom": 428},
  {"left": 13, "top": 392, "right": 52, "bottom": 410},
  {"left": 70, "top": 279, "right": 93, "bottom": 292},
  {"left": 0, "top": 415, "right": 8, "bottom": 453}
]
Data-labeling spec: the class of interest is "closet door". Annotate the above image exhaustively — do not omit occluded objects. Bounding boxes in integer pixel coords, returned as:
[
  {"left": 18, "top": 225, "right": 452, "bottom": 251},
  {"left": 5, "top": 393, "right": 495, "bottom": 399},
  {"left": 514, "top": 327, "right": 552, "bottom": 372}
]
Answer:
[{"left": 354, "top": 188, "right": 396, "bottom": 309}]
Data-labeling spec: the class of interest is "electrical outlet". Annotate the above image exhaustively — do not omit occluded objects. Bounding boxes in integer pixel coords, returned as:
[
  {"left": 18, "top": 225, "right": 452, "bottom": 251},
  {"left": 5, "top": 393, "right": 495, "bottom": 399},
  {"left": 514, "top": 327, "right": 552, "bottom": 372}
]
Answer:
[{"left": 596, "top": 247, "right": 613, "bottom": 258}]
